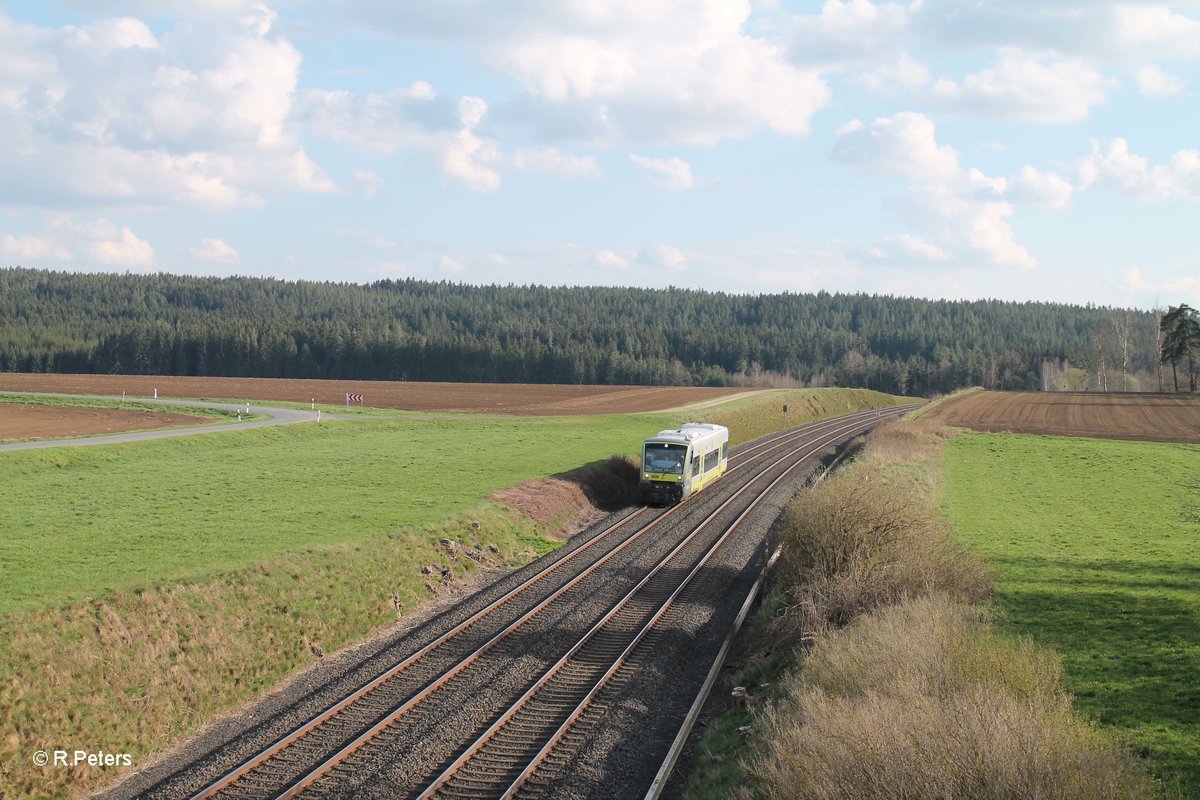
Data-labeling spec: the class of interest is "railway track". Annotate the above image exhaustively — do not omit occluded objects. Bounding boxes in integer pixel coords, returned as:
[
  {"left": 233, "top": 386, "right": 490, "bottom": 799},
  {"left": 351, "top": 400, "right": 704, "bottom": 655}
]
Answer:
[{"left": 134, "top": 405, "right": 916, "bottom": 800}]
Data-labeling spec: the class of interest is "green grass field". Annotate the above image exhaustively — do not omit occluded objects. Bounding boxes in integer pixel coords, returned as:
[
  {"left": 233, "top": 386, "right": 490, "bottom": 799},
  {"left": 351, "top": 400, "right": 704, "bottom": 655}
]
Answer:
[
  {"left": 943, "top": 433, "right": 1200, "bottom": 795},
  {"left": 0, "top": 387, "right": 906, "bottom": 616},
  {"left": 0, "top": 412, "right": 680, "bottom": 615}
]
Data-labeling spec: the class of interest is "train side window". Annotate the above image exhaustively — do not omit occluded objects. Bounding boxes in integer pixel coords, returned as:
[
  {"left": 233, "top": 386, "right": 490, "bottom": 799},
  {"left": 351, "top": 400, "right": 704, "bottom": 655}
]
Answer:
[
  {"left": 721, "top": 443, "right": 727, "bottom": 460},
  {"left": 704, "top": 450, "right": 717, "bottom": 472},
  {"left": 691, "top": 455, "right": 700, "bottom": 475}
]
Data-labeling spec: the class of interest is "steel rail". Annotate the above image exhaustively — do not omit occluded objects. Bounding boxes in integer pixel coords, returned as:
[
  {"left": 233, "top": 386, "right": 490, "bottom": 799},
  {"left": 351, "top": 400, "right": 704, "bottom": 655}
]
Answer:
[
  {"left": 188, "top": 406, "right": 915, "bottom": 800},
  {"left": 416, "top": 410, "right": 904, "bottom": 799},
  {"left": 187, "top": 507, "right": 658, "bottom": 800},
  {"left": 275, "top": 412, "right": 880, "bottom": 799},
  {"left": 506, "top": 417, "right": 902, "bottom": 796}
]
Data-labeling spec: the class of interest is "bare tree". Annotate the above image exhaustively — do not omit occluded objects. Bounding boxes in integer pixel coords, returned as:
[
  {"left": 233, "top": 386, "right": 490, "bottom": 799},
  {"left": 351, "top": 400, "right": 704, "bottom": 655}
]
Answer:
[
  {"left": 1153, "top": 301, "right": 1165, "bottom": 392},
  {"left": 1091, "top": 323, "right": 1108, "bottom": 391},
  {"left": 1110, "top": 308, "right": 1133, "bottom": 392}
]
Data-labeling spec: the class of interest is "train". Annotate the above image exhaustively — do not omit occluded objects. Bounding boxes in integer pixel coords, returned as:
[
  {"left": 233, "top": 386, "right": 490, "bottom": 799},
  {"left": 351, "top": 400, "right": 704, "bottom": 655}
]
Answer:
[{"left": 639, "top": 422, "right": 729, "bottom": 505}]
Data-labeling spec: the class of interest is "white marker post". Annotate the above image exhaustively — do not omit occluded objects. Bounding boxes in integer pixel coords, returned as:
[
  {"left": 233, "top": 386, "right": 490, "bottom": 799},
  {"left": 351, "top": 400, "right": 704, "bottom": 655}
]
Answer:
[{"left": 154, "top": 388, "right": 158, "bottom": 399}]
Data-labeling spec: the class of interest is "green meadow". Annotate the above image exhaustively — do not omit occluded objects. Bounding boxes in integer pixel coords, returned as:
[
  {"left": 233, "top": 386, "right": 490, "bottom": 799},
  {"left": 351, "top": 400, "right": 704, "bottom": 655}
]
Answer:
[
  {"left": 0, "top": 413, "right": 678, "bottom": 614},
  {"left": 0, "top": 387, "right": 905, "bottom": 616},
  {"left": 943, "top": 433, "right": 1200, "bottom": 795}
]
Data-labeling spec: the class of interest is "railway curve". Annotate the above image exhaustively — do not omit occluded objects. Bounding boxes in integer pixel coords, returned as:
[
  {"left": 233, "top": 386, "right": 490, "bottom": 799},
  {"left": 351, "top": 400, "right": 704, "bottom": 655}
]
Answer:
[{"left": 99, "top": 405, "right": 917, "bottom": 800}]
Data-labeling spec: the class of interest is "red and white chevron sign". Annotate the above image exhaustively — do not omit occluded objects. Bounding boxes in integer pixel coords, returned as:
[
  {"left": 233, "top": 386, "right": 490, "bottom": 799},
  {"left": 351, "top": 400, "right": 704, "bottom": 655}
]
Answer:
[{"left": 346, "top": 392, "right": 363, "bottom": 402}]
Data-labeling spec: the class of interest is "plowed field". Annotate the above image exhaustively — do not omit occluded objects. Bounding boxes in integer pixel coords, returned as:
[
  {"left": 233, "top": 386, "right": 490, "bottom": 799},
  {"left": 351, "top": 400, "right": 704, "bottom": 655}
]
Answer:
[
  {"left": 925, "top": 390, "right": 1200, "bottom": 443},
  {"left": 1, "top": 403, "right": 213, "bottom": 441},
  {"left": 0, "top": 373, "right": 752, "bottom": 415}
]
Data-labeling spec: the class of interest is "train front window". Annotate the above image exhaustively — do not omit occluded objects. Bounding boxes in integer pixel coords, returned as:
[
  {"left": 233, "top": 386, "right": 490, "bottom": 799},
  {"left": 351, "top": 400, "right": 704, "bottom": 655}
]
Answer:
[{"left": 644, "top": 443, "right": 686, "bottom": 474}]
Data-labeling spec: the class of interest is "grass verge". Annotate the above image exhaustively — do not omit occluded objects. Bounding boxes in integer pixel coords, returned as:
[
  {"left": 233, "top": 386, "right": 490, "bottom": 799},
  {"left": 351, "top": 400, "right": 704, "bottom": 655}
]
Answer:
[
  {"left": 943, "top": 433, "right": 1200, "bottom": 795},
  {"left": 0, "top": 504, "right": 552, "bottom": 799},
  {"left": 680, "top": 420, "right": 1163, "bottom": 800},
  {"left": 678, "top": 388, "right": 911, "bottom": 446}
]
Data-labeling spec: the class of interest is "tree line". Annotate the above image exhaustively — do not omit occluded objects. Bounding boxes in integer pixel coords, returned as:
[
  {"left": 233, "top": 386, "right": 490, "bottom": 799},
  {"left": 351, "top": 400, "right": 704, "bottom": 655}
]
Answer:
[{"left": 0, "top": 267, "right": 1177, "bottom": 396}]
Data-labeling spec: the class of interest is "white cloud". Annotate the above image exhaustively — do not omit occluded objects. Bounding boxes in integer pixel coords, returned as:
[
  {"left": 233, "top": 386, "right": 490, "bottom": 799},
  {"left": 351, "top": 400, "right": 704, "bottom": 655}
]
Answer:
[
  {"left": 1, "top": 233, "right": 73, "bottom": 261},
  {"left": 637, "top": 243, "right": 687, "bottom": 270},
  {"left": 0, "top": 7, "right": 335, "bottom": 211},
  {"left": 296, "top": 83, "right": 459, "bottom": 152},
  {"left": 1078, "top": 138, "right": 1200, "bottom": 201},
  {"left": 911, "top": 1, "right": 1200, "bottom": 62},
  {"left": 437, "top": 254, "right": 465, "bottom": 274},
  {"left": 61, "top": 0, "right": 265, "bottom": 16},
  {"left": 929, "top": 50, "right": 1115, "bottom": 123},
  {"left": 1111, "top": 5, "right": 1200, "bottom": 61},
  {"left": 594, "top": 249, "right": 631, "bottom": 269},
  {"left": 629, "top": 154, "right": 696, "bottom": 190},
  {"left": 353, "top": 169, "right": 384, "bottom": 196},
  {"left": 855, "top": 234, "right": 950, "bottom": 264},
  {"left": 858, "top": 54, "right": 931, "bottom": 93},
  {"left": 1126, "top": 266, "right": 1200, "bottom": 307},
  {"left": 895, "top": 234, "right": 950, "bottom": 261},
  {"left": 302, "top": 85, "right": 604, "bottom": 189},
  {"left": 332, "top": 227, "right": 396, "bottom": 250},
  {"left": 786, "top": 0, "right": 914, "bottom": 69},
  {"left": 1004, "top": 166, "right": 1074, "bottom": 208},
  {"left": 71, "top": 218, "right": 154, "bottom": 268},
  {"left": 375, "top": 261, "right": 412, "bottom": 276},
  {"left": 510, "top": 147, "right": 601, "bottom": 178},
  {"left": 344, "top": 0, "right": 830, "bottom": 147},
  {"left": 833, "top": 112, "right": 1039, "bottom": 269},
  {"left": 440, "top": 98, "right": 501, "bottom": 192},
  {"left": 832, "top": 112, "right": 959, "bottom": 181},
  {"left": 1136, "top": 64, "right": 1187, "bottom": 97},
  {"left": 188, "top": 237, "right": 240, "bottom": 264},
  {"left": 1163, "top": 275, "right": 1200, "bottom": 306}
]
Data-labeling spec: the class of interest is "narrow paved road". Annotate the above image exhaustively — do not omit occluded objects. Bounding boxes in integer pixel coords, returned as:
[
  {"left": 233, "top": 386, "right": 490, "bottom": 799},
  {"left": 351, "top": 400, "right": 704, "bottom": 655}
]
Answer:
[{"left": 0, "top": 393, "right": 320, "bottom": 452}]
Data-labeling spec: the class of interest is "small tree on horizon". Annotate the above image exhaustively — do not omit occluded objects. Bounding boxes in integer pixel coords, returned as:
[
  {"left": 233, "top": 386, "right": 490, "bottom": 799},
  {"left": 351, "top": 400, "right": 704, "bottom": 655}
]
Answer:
[{"left": 1159, "top": 304, "right": 1200, "bottom": 392}]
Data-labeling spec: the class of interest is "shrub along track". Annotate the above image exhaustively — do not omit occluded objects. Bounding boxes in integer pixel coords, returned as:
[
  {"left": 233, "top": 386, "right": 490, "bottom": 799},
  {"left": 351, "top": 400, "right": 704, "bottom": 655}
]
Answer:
[{"left": 100, "top": 406, "right": 916, "bottom": 800}]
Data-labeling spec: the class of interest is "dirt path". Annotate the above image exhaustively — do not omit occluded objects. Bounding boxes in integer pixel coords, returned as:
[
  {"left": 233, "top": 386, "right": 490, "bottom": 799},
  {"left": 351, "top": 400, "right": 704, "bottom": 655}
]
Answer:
[
  {"left": 0, "top": 394, "right": 317, "bottom": 452},
  {"left": 1, "top": 403, "right": 215, "bottom": 441}
]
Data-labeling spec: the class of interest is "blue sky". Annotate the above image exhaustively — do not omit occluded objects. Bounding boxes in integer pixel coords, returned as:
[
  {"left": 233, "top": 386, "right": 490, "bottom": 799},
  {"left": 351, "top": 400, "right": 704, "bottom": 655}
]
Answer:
[{"left": 1, "top": 0, "right": 1198, "bottom": 308}]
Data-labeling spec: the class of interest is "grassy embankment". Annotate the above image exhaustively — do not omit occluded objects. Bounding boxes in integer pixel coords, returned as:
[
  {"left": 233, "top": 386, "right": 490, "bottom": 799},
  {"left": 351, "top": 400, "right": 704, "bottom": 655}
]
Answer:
[
  {"left": 681, "top": 420, "right": 1166, "bottom": 800},
  {"left": 0, "top": 387, "right": 902, "bottom": 799},
  {"left": 944, "top": 434, "right": 1200, "bottom": 795}
]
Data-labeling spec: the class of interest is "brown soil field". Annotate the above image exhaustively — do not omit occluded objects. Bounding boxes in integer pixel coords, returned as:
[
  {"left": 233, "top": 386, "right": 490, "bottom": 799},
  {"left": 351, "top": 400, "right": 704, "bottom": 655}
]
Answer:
[
  {"left": 0, "top": 373, "right": 754, "bottom": 415},
  {"left": 923, "top": 390, "right": 1200, "bottom": 443},
  {"left": 0, "top": 403, "right": 214, "bottom": 441}
]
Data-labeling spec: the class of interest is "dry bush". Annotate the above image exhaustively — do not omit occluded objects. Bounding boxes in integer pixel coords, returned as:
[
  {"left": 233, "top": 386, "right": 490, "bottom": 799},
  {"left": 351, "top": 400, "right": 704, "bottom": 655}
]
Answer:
[
  {"left": 749, "top": 597, "right": 1157, "bottom": 800},
  {"left": 773, "top": 471, "right": 990, "bottom": 640},
  {"left": 860, "top": 417, "right": 960, "bottom": 467}
]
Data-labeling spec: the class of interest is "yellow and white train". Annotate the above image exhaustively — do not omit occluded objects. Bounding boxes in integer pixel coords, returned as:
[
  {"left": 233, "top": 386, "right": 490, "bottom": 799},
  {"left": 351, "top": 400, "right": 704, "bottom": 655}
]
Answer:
[{"left": 639, "top": 422, "right": 729, "bottom": 505}]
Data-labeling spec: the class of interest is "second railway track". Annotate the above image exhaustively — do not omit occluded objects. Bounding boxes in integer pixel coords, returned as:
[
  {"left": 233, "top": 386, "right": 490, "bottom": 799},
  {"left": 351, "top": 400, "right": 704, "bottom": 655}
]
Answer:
[{"left": 114, "top": 405, "right": 916, "bottom": 800}]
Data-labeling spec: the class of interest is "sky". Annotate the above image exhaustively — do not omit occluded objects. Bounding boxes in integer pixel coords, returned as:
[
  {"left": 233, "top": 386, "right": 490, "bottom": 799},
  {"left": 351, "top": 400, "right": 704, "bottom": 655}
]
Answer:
[{"left": 1, "top": 1, "right": 1198, "bottom": 309}]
